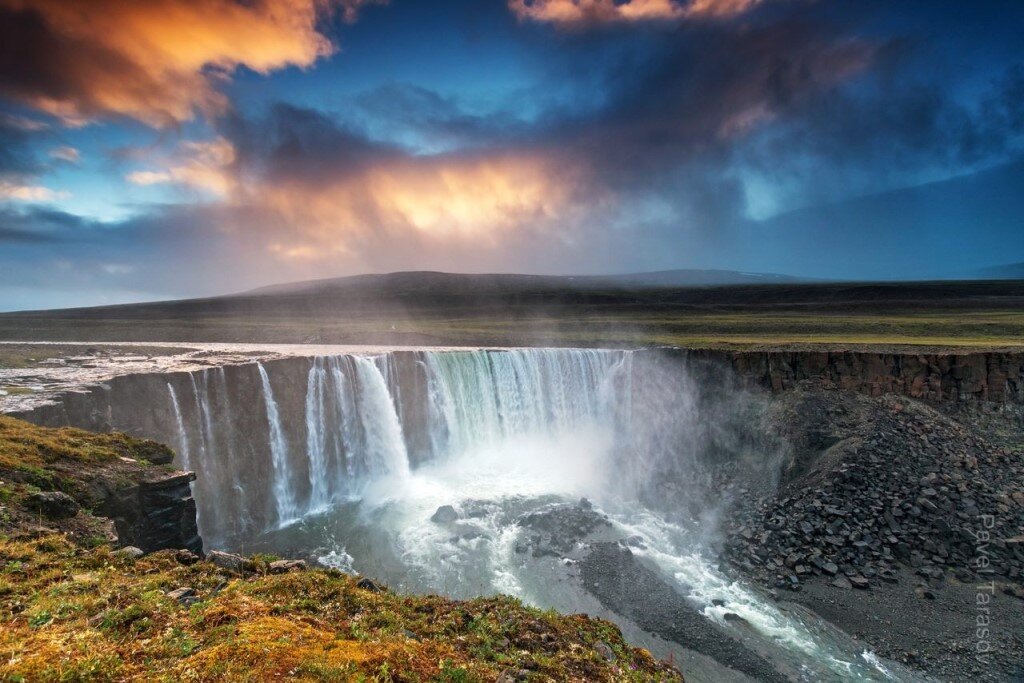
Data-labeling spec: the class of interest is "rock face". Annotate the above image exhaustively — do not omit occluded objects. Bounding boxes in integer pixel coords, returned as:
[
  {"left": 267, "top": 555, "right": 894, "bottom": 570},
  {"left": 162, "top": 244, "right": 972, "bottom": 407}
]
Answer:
[
  {"left": 679, "top": 350, "right": 1024, "bottom": 403},
  {"left": 101, "top": 471, "right": 202, "bottom": 555}
]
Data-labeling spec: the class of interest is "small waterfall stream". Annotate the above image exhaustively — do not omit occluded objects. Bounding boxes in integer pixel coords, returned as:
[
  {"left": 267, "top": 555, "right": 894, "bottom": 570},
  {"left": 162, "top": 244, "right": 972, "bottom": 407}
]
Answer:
[{"left": 258, "top": 362, "right": 299, "bottom": 524}]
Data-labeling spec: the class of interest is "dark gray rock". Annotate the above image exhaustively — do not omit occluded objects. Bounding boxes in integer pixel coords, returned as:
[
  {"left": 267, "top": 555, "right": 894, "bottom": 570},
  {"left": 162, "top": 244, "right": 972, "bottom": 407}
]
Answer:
[
  {"left": 356, "top": 577, "right": 384, "bottom": 592},
  {"left": 100, "top": 470, "right": 202, "bottom": 555},
  {"left": 26, "top": 491, "right": 79, "bottom": 519},
  {"left": 431, "top": 505, "right": 459, "bottom": 524}
]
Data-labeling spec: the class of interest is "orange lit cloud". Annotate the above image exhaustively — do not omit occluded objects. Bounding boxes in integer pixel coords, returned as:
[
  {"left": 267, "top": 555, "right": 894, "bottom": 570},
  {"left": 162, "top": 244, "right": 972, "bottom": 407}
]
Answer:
[
  {"left": 0, "top": 0, "right": 381, "bottom": 127},
  {"left": 508, "top": 0, "right": 764, "bottom": 25},
  {"left": 126, "top": 138, "right": 236, "bottom": 196},
  {"left": 255, "top": 152, "right": 591, "bottom": 260},
  {"left": 0, "top": 181, "right": 67, "bottom": 201}
]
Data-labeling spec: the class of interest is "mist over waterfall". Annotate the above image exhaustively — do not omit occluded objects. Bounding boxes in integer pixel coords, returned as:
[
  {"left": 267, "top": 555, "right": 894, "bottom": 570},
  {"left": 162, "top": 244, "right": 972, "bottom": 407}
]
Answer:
[{"left": 158, "top": 349, "right": 640, "bottom": 544}]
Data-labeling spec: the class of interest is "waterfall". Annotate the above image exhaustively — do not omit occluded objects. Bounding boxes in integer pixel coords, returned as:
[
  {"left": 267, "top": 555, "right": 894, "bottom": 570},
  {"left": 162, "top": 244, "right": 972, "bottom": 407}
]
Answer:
[
  {"left": 188, "top": 373, "right": 209, "bottom": 462},
  {"left": 422, "top": 349, "right": 627, "bottom": 459},
  {"left": 305, "top": 358, "right": 331, "bottom": 511},
  {"left": 164, "top": 350, "right": 631, "bottom": 536},
  {"left": 258, "top": 362, "right": 299, "bottom": 524},
  {"left": 351, "top": 355, "right": 411, "bottom": 480},
  {"left": 166, "top": 382, "right": 190, "bottom": 471}
]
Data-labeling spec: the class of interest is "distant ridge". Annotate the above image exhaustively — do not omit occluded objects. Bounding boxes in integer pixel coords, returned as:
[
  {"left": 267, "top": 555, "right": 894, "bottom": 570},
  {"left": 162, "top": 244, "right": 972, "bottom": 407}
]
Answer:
[
  {"left": 244, "top": 269, "right": 810, "bottom": 297},
  {"left": 972, "top": 262, "right": 1024, "bottom": 280}
]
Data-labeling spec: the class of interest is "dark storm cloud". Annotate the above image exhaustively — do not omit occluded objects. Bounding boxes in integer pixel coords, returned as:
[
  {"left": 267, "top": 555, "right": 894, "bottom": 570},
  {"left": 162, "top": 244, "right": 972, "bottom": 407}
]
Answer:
[
  {"left": 0, "top": 113, "right": 45, "bottom": 177},
  {"left": 223, "top": 103, "right": 404, "bottom": 186},
  {"left": 352, "top": 83, "right": 533, "bottom": 149}
]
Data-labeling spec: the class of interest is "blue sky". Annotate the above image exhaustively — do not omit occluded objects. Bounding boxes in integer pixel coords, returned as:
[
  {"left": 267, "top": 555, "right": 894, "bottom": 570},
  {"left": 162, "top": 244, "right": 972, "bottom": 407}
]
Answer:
[{"left": 0, "top": 0, "right": 1021, "bottom": 310}]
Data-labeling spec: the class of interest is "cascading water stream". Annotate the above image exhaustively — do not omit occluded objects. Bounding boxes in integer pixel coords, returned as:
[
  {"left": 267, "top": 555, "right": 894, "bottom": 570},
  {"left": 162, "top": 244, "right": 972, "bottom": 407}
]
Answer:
[
  {"left": 258, "top": 362, "right": 299, "bottom": 525},
  {"left": 166, "top": 382, "right": 190, "bottom": 471}
]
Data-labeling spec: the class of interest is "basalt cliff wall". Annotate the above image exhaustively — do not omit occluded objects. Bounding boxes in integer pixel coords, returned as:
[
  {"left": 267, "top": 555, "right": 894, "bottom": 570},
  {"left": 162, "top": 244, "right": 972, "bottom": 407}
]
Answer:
[{"left": 679, "top": 349, "right": 1024, "bottom": 403}]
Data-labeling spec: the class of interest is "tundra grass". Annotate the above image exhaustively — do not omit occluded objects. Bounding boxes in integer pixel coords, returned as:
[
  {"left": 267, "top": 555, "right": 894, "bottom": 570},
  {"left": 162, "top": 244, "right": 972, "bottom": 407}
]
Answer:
[
  {"left": 0, "top": 309, "right": 1022, "bottom": 350},
  {"left": 0, "top": 535, "right": 679, "bottom": 682}
]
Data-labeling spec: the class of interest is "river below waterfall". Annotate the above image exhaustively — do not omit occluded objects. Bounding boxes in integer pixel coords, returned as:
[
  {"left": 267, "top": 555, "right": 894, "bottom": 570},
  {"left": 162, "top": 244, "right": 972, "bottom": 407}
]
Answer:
[{"left": 3, "top": 343, "right": 928, "bottom": 682}]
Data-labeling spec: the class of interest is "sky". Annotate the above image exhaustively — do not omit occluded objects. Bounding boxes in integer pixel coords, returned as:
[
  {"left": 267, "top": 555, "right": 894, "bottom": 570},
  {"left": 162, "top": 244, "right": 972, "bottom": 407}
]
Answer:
[{"left": 0, "top": 0, "right": 1022, "bottom": 311}]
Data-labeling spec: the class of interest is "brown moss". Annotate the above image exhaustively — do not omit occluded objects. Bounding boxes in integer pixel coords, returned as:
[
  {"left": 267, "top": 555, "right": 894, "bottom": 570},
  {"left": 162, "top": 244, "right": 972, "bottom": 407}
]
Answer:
[
  {"left": 0, "top": 415, "right": 172, "bottom": 472},
  {"left": 0, "top": 535, "right": 682, "bottom": 682}
]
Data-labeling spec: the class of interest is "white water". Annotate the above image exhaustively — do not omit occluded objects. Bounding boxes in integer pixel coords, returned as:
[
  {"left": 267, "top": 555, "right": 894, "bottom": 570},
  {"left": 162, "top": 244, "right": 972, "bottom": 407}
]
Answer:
[
  {"left": 305, "top": 358, "right": 331, "bottom": 511},
  {"left": 166, "top": 382, "right": 190, "bottom": 471},
  {"left": 258, "top": 362, "right": 299, "bottom": 524}
]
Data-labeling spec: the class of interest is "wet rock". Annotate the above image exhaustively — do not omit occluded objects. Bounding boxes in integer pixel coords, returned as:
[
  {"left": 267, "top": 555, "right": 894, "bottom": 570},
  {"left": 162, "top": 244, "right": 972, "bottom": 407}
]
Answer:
[
  {"left": 723, "top": 612, "right": 751, "bottom": 627},
  {"left": 849, "top": 576, "right": 870, "bottom": 590},
  {"left": 26, "top": 491, "right": 79, "bottom": 519},
  {"left": 431, "top": 505, "right": 459, "bottom": 524}
]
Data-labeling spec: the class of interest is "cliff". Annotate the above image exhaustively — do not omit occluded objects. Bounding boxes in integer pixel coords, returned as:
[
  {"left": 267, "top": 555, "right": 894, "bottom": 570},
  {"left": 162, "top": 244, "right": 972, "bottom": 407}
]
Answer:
[{"left": 681, "top": 349, "right": 1024, "bottom": 402}]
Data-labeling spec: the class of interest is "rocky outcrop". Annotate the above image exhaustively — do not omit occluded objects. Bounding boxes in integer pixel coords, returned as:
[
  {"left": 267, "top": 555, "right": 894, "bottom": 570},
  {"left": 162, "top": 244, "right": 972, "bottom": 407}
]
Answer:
[
  {"left": 725, "top": 390, "right": 1024, "bottom": 591},
  {"left": 100, "top": 470, "right": 202, "bottom": 555},
  {"left": 681, "top": 350, "right": 1024, "bottom": 402}
]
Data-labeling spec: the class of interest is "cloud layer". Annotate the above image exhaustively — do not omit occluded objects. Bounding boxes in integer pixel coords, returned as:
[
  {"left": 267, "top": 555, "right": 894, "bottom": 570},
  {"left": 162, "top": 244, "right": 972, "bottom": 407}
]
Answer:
[
  {"left": 0, "top": 0, "right": 373, "bottom": 127},
  {"left": 508, "top": 0, "right": 764, "bottom": 25},
  {"left": 0, "top": 0, "right": 1021, "bottom": 310}
]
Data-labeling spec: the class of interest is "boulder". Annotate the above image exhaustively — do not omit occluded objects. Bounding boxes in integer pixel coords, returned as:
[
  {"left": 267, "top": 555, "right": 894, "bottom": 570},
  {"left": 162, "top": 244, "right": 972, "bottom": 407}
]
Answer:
[
  {"left": 431, "top": 505, "right": 459, "bottom": 524},
  {"left": 166, "top": 587, "right": 198, "bottom": 606},
  {"left": 269, "top": 559, "right": 307, "bottom": 574},
  {"left": 113, "top": 546, "right": 144, "bottom": 560},
  {"left": 101, "top": 470, "right": 202, "bottom": 554},
  {"left": 831, "top": 575, "right": 852, "bottom": 590},
  {"left": 356, "top": 577, "right": 384, "bottom": 592},
  {"left": 175, "top": 549, "right": 200, "bottom": 566},
  {"left": 594, "top": 641, "right": 616, "bottom": 662},
  {"left": 26, "top": 491, "right": 79, "bottom": 519},
  {"left": 206, "top": 550, "right": 249, "bottom": 573}
]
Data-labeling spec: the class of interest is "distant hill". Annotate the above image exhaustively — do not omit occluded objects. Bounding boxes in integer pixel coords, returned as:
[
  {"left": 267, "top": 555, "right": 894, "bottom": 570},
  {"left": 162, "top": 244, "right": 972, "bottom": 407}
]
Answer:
[
  {"left": 1, "top": 269, "right": 1022, "bottom": 347},
  {"left": 244, "top": 269, "right": 808, "bottom": 298},
  {"left": 972, "top": 263, "right": 1024, "bottom": 280}
]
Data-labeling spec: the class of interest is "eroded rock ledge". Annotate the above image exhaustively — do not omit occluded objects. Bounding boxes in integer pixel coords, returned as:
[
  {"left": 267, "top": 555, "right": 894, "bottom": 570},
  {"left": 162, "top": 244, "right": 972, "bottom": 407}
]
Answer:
[
  {"left": 0, "top": 416, "right": 201, "bottom": 555},
  {"left": 101, "top": 470, "right": 202, "bottom": 555},
  {"left": 681, "top": 349, "right": 1024, "bottom": 402}
]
